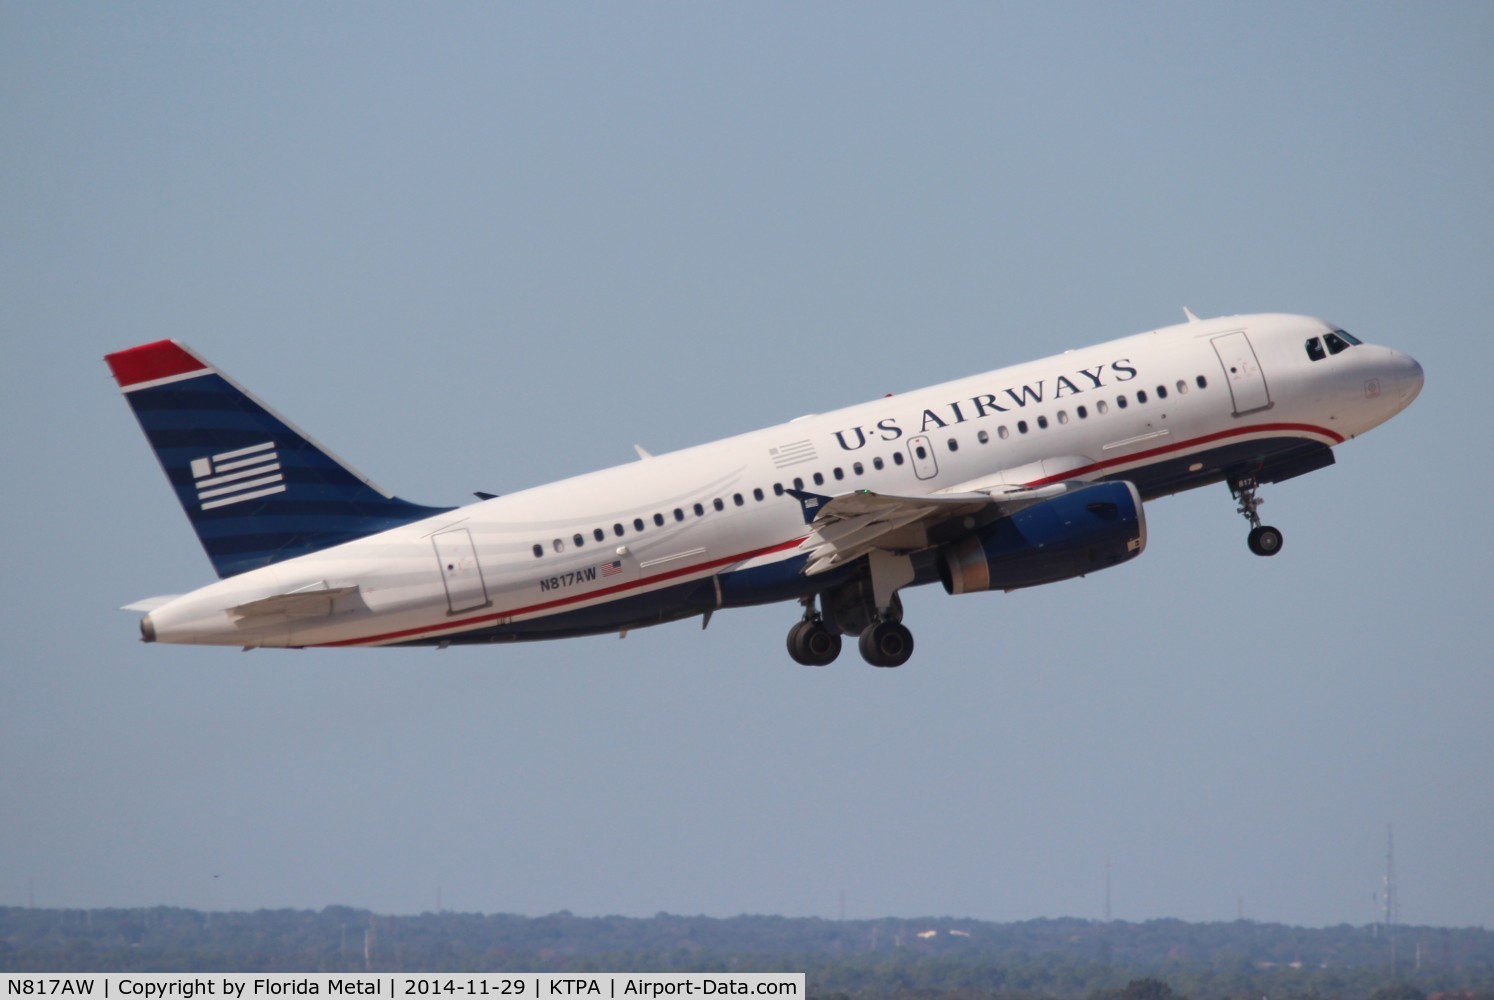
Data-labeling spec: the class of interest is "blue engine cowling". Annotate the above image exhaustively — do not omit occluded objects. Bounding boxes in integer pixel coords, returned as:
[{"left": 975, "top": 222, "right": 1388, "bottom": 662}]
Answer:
[{"left": 937, "top": 480, "right": 1146, "bottom": 594}]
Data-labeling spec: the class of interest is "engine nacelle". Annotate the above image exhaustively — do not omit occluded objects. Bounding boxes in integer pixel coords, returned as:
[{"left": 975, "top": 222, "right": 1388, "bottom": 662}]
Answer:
[{"left": 938, "top": 480, "right": 1146, "bottom": 594}]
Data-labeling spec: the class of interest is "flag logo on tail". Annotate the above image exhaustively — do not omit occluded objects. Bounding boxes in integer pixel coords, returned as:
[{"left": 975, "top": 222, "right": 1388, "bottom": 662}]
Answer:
[{"left": 191, "top": 441, "right": 285, "bottom": 510}]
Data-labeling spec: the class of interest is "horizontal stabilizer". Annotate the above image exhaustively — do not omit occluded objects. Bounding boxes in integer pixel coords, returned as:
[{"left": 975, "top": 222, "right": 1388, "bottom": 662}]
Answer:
[
  {"left": 121, "top": 595, "right": 180, "bottom": 612},
  {"left": 231, "top": 582, "right": 361, "bottom": 620}
]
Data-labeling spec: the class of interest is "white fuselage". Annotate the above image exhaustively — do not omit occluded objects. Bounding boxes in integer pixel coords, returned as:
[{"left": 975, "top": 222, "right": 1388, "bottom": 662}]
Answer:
[{"left": 141, "top": 313, "right": 1423, "bottom": 649}]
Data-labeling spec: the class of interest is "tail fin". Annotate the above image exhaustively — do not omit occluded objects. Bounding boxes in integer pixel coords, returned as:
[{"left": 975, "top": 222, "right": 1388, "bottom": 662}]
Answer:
[{"left": 106, "top": 340, "right": 452, "bottom": 578}]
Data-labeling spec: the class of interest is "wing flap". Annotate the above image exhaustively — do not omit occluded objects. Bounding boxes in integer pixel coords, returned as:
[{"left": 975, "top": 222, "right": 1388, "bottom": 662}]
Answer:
[{"left": 790, "top": 474, "right": 1096, "bottom": 576}]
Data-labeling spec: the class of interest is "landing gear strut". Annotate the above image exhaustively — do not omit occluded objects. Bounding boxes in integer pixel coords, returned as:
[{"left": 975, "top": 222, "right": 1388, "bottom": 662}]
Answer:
[
  {"left": 1229, "top": 475, "right": 1283, "bottom": 557},
  {"left": 857, "top": 551, "right": 915, "bottom": 667},
  {"left": 787, "top": 552, "right": 918, "bottom": 667},
  {"left": 786, "top": 597, "right": 841, "bottom": 666}
]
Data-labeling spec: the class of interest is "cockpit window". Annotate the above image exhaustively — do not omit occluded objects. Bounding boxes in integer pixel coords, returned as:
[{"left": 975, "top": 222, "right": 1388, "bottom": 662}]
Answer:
[
  {"left": 1333, "top": 328, "right": 1363, "bottom": 345},
  {"left": 1324, "top": 331, "right": 1352, "bottom": 355},
  {"left": 1305, "top": 337, "right": 1326, "bottom": 362}
]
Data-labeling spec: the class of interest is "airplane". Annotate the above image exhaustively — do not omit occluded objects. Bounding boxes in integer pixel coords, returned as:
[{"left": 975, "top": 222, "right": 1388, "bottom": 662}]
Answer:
[{"left": 107, "top": 310, "right": 1423, "bottom": 667}]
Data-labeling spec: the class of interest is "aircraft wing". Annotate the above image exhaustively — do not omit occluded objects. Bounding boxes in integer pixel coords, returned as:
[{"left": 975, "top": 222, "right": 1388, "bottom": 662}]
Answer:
[{"left": 787, "top": 479, "right": 1079, "bottom": 576}]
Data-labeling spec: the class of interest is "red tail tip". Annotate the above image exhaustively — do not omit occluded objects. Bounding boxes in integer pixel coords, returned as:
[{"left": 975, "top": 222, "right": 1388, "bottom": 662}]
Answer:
[{"left": 105, "top": 340, "right": 209, "bottom": 389}]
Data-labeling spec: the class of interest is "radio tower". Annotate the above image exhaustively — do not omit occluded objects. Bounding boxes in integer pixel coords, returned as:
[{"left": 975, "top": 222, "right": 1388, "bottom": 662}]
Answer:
[{"left": 1384, "top": 824, "right": 1400, "bottom": 974}]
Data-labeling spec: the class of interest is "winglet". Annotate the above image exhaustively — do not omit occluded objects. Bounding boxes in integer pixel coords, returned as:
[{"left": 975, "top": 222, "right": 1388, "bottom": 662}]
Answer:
[
  {"left": 634, "top": 444, "right": 653, "bottom": 461},
  {"left": 1183, "top": 307, "right": 1201, "bottom": 323},
  {"left": 785, "top": 489, "right": 834, "bottom": 525}
]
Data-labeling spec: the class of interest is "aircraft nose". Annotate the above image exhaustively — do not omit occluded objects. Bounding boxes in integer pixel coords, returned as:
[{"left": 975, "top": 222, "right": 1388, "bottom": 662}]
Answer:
[{"left": 1392, "top": 350, "right": 1425, "bottom": 407}]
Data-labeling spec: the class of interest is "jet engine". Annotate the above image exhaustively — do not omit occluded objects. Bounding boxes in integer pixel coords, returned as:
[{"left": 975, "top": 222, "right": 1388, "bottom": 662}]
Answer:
[{"left": 937, "top": 480, "right": 1146, "bottom": 594}]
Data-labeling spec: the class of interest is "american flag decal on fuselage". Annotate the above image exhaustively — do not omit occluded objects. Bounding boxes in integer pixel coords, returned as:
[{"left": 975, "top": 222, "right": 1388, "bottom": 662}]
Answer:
[{"left": 191, "top": 441, "right": 285, "bottom": 510}]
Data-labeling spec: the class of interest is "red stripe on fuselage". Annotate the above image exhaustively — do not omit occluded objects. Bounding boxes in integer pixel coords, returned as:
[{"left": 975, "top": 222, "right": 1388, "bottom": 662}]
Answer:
[
  {"left": 317, "top": 536, "right": 807, "bottom": 647},
  {"left": 316, "top": 421, "right": 1342, "bottom": 647},
  {"left": 105, "top": 340, "right": 210, "bottom": 389},
  {"left": 1026, "top": 421, "right": 1345, "bottom": 486}
]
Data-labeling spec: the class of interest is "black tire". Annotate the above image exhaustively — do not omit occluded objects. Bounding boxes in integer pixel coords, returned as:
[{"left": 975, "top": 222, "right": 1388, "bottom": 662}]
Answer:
[
  {"left": 1248, "top": 524, "right": 1284, "bottom": 557},
  {"left": 858, "top": 621, "right": 914, "bottom": 668},
  {"left": 788, "top": 620, "right": 841, "bottom": 666}
]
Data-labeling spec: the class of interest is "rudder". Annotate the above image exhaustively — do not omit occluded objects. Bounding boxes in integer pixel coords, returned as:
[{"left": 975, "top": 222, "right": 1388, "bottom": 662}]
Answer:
[{"left": 106, "top": 340, "right": 452, "bottom": 578}]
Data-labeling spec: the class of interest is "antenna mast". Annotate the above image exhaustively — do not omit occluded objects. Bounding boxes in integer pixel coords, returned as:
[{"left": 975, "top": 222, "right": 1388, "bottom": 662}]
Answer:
[{"left": 1384, "top": 824, "right": 1400, "bottom": 974}]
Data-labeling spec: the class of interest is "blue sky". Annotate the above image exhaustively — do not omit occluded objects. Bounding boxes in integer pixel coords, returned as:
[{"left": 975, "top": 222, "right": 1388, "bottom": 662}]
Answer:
[{"left": 3, "top": 3, "right": 1491, "bottom": 929}]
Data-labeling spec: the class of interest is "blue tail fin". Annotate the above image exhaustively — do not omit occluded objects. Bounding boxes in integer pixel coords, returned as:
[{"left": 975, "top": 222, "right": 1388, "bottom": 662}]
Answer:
[{"left": 106, "top": 340, "right": 452, "bottom": 578}]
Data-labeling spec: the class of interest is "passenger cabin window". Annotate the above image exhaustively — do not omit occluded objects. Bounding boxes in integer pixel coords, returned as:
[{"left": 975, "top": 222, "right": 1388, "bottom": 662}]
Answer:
[
  {"left": 533, "top": 544, "right": 544, "bottom": 558},
  {"left": 1305, "top": 337, "right": 1326, "bottom": 362}
]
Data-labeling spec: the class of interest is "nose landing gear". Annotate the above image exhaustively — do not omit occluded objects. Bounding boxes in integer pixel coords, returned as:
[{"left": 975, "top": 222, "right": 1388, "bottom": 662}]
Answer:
[{"left": 1230, "top": 475, "right": 1284, "bottom": 557}]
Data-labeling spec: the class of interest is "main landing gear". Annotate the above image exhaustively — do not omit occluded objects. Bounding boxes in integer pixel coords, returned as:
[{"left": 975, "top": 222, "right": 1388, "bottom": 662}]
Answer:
[
  {"left": 786, "top": 552, "right": 917, "bottom": 668},
  {"left": 859, "top": 619, "right": 914, "bottom": 668},
  {"left": 1229, "top": 475, "right": 1284, "bottom": 557},
  {"left": 786, "top": 604, "right": 841, "bottom": 667},
  {"left": 785, "top": 601, "right": 915, "bottom": 668}
]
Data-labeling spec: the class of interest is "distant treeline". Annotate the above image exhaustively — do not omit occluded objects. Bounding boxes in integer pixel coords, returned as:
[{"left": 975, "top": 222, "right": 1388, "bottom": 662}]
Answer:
[{"left": 3, "top": 907, "right": 1493, "bottom": 1000}]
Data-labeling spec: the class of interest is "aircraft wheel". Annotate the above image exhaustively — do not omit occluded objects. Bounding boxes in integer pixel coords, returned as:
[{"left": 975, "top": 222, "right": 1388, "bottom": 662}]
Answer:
[
  {"left": 1248, "top": 524, "right": 1284, "bottom": 557},
  {"left": 858, "top": 621, "right": 914, "bottom": 668},
  {"left": 787, "top": 620, "right": 841, "bottom": 666}
]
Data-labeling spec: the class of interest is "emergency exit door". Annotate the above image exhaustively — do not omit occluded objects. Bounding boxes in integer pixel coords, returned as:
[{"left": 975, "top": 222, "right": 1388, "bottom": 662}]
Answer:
[
  {"left": 907, "top": 435, "right": 939, "bottom": 480},
  {"left": 432, "top": 528, "right": 490, "bottom": 614},
  {"left": 1211, "top": 331, "right": 1272, "bottom": 415}
]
